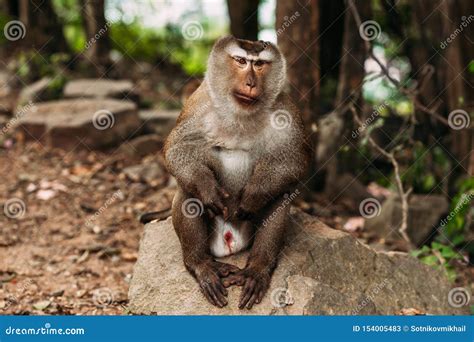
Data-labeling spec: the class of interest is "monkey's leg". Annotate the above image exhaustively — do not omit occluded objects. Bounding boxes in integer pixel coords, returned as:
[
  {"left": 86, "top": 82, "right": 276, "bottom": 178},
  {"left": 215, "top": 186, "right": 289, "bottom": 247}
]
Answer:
[
  {"left": 223, "top": 196, "right": 288, "bottom": 309},
  {"left": 172, "top": 188, "right": 240, "bottom": 307}
]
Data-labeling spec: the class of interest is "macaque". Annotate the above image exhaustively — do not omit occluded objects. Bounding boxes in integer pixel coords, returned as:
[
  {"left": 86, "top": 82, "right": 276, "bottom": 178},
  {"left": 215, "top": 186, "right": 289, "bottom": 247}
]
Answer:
[{"left": 163, "top": 36, "right": 310, "bottom": 309}]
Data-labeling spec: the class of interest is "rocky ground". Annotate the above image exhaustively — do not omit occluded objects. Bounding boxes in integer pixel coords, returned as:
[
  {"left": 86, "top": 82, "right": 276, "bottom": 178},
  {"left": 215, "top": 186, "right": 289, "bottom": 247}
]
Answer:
[{"left": 0, "top": 141, "right": 175, "bottom": 315}]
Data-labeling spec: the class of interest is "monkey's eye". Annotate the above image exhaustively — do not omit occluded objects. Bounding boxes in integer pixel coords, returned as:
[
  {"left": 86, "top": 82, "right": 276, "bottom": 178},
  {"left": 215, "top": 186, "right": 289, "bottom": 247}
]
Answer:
[
  {"left": 234, "top": 57, "right": 247, "bottom": 65},
  {"left": 254, "top": 60, "right": 265, "bottom": 67}
]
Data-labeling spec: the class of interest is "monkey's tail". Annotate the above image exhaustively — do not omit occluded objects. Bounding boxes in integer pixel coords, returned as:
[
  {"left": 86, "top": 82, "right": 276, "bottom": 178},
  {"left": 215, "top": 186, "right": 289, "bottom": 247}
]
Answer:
[{"left": 139, "top": 209, "right": 172, "bottom": 224}]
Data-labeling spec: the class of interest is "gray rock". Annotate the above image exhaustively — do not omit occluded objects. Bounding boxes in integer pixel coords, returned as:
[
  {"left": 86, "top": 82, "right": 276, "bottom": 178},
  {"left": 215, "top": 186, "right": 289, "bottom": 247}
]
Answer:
[
  {"left": 365, "top": 194, "right": 449, "bottom": 245},
  {"left": 118, "top": 134, "right": 163, "bottom": 158},
  {"left": 139, "top": 109, "right": 179, "bottom": 137},
  {"left": 17, "top": 77, "right": 57, "bottom": 106},
  {"left": 325, "top": 173, "right": 373, "bottom": 210},
  {"left": 16, "top": 99, "right": 140, "bottom": 149},
  {"left": 128, "top": 208, "right": 467, "bottom": 315},
  {"left": 63, "top": 79, "right": 139, "bottom": 104}
]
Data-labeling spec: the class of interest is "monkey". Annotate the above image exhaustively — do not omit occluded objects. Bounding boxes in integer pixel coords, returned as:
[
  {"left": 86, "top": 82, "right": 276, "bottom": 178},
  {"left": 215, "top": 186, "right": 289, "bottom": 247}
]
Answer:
[{"left": 162, "top": 36, "right": 311, "bottom": 309}]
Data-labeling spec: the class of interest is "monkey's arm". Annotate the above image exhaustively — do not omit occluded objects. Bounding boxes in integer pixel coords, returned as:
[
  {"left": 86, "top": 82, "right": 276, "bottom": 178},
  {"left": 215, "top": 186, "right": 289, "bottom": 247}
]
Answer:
[
  {"left": 164, "top": 120, "right": 229, "bottom": 216},
  {"left": 237, "top": 125, "right": 311, "bottom": 217}
]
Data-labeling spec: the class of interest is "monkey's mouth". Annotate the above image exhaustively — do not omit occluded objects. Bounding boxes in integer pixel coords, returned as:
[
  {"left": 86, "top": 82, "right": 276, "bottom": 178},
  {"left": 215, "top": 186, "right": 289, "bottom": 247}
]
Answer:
[{"left": 233, "top": 92, "right": 259, "bottom": 106}]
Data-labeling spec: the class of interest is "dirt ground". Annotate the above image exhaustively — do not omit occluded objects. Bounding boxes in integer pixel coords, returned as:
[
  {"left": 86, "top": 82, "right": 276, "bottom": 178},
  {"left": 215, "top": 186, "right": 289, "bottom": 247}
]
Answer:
[
  {"left": 0, "top": 141, "right": 471, "bottom": 315},
  {"left": 0, "top": 141, "right": 175, "bottom": 315}
]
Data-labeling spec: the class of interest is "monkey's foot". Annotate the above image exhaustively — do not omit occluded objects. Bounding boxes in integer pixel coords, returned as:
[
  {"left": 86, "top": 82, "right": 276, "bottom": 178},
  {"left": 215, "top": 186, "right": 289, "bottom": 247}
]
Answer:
[
  {"left": 194, "top": 261, "right": 240, "bottom": 308},
  {"left": 222, "top": 267, "right": 271, "bottom": 309}
]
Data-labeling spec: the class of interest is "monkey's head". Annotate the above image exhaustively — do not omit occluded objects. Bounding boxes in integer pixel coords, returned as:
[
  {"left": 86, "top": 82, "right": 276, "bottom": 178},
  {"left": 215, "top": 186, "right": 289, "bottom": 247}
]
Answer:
[{"left": 205, "top": 36, "right": 287, "bottom": 115}]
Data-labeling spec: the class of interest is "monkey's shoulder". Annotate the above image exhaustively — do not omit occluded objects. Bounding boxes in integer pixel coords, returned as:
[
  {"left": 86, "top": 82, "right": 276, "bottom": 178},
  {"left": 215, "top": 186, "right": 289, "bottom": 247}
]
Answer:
[{"left": 176, "top": 82, "right": 212, "bottom": 125}]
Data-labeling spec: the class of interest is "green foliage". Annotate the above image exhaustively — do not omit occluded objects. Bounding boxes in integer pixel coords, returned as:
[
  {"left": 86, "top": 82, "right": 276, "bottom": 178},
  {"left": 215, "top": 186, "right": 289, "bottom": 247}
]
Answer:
[
  {"left": 411, "top": 242, "right": 463, "bottom": 282},
  {"left": 13, "top": 51, "right": 69, "bottom": 83},
  {"left": 469, "top": 60, "right": 474, "bottom": 74},
  {"left": 109, "top": 21, "right": 215, "bottom": 76},
  {"left": 10, "top": 51, "right": 69, "bottom": 100},
  {"left": 52, "top": 0, "right": 86, "bottom": 52},
  {"left": 437, "top": 178, "right": 474, "bottom": 247},
  {"left": 401, "top": 144, "right": 451, "bottom": 194},
  {"left": 0, "top": 14, "right": 11, "bottom": 44}
]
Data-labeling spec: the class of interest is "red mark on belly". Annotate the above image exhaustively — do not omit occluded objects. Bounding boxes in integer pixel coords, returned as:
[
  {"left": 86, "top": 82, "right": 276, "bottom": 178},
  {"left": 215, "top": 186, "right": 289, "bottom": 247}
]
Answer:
[{"left": 224, "top": 231, "right": 233, "bottom": 252}]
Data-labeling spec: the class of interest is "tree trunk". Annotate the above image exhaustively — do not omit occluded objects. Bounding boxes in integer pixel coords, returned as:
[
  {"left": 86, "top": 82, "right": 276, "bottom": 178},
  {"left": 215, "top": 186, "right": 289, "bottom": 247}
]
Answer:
[
  {"left": 1, "top": 0, "right": 19, "bottom": 17},
  {"left": 81, "top": 0, "right": 111, "bottom": 76},
  {"left": 14, "top": 0, "right": 68, "bottom": 53},
  {"left": 276, "top": 0, "right": 320, "bottom": 129},
  {"left": 317, "top": 0, "right": 371, "bottom": 169},
  {"left": 319, "top": 0, "right": 345, "bottom": 112},
  {"left": 441, "top": 0, "right": 473, "bottom": 177},
  {"left": 226, "top": 0, "right": 260, "bottom": 41},
  {"left": 397, "top": 0, "right": 473, "bottom": 178}
]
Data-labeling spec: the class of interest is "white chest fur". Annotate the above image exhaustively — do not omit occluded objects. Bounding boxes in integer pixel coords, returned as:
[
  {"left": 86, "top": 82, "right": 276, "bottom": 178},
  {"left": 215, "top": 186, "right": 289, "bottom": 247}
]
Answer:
[{"left": 216, "top": 148, "right": 253, "bottom": 193}]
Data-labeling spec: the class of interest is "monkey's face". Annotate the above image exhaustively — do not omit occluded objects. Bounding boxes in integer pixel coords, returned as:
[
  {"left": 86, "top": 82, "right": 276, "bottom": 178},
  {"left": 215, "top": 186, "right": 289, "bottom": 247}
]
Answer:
[
  {"left": 206, "top": 36, "right": 287, "bottom": 115},
  {"left": 228, "top": 51, "right": 271, "bottom": 108}
]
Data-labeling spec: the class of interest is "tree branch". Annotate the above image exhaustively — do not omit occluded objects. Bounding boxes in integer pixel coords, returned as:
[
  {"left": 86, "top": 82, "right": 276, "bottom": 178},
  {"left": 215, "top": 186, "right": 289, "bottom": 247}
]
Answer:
[
  {"left": 347, "top": 0, "right": 449, "bottom": 126},
  {"left": 350, "top": 105, "right": 413, "bottom": 245}
]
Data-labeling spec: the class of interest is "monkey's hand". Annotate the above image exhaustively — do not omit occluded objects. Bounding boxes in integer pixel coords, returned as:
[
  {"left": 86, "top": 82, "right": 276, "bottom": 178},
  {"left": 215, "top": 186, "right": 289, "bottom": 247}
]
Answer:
[
  {"left": 234, "top": 186, "right": 267, "bottom": 220},
  {"left": 196, "top": 179, "right": 230, "bottom": 219},
  {"left": 194, "top": 260, "right": 240, "bottom": 308},
  {"left": 222, "top": 267, "right": 271, "bottom": 309}
]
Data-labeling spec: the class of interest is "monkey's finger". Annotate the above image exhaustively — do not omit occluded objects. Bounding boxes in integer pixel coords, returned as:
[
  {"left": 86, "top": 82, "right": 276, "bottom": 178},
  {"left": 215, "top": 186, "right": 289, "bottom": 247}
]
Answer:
[
  {"left": 239, "top": 278, "right": 256, "bottom": 309},
  {"left": 256, "top": 289, "right": 265, "bottom": 304},
  {"left": 224, "top": 264, "right": 241, "bottom": 276},
  {"left": 216, "top": 263, "right": 239, "bottom": 277},
  {"left": 213, "top": 199, "right": 226, "bottom": 215},
  {"left": 207, "top": 203, "right": 222, "bottom": 217},
  {"left": 222, "top": 274, "right": 245, "bottom": 287},
  {"left": 246, "top": 290, "right": 260, "bottom": 309},
  {"left": 207, "top": 209, "right": 215, "bottom": 219},
  {"left": 222, "top": 207, "right": 229, "bottom": 220},
  {"left": 206, "top": 283, "right": 224, "bottom": 308},
  {"left": 212, "top": 281, "right": 228, "bottom": 303},
  {"left": 210, "top": 273, "right": 228, "bottom": 295},
  {"left": 200, "top": 284, "right": 218, "bottom": 307},
  {"left": 218, "top": 188, "right": 230, "bottom": 199}
]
